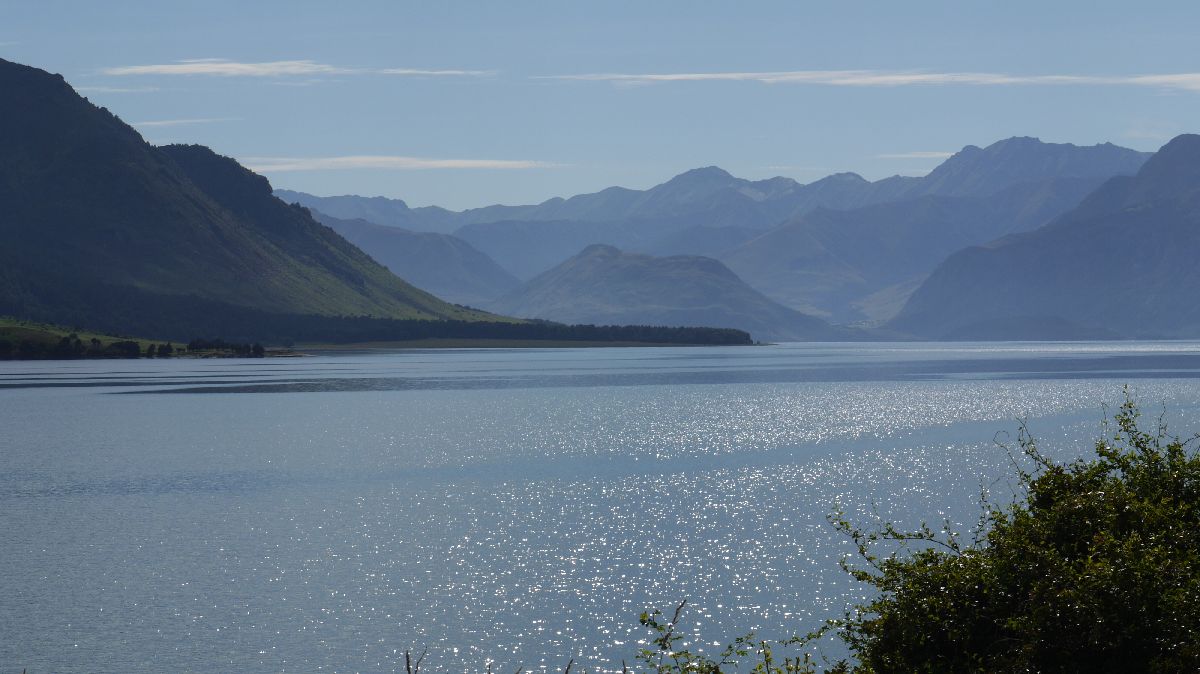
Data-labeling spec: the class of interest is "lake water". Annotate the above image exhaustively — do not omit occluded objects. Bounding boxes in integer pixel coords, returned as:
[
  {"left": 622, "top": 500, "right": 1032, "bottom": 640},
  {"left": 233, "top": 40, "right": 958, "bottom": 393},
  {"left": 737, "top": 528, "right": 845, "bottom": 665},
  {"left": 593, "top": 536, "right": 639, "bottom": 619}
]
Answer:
[{"left": 5, "top": 341, "right": 1200, "bottom": 672}]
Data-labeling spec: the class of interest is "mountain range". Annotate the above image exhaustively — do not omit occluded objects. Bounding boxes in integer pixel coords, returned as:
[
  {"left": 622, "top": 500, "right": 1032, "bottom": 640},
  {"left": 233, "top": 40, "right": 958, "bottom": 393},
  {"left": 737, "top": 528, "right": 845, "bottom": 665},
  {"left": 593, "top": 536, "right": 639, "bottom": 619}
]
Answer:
[
  {"left": 280, "top": 137, "right": 1152, "bottom": 335},
  {"left": 282, "top": 137, "right": 1148, "bottom": 239},
  {"left": 891, "top": 134, "right": 1200, "bottom": 339}
]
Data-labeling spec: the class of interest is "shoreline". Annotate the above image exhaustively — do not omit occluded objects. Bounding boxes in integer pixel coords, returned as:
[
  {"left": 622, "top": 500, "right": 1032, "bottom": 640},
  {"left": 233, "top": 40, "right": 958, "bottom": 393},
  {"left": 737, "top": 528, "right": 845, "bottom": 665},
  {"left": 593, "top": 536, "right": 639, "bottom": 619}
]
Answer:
[{"left": 297, "top": 337, "right": 753, "bottom": 350}]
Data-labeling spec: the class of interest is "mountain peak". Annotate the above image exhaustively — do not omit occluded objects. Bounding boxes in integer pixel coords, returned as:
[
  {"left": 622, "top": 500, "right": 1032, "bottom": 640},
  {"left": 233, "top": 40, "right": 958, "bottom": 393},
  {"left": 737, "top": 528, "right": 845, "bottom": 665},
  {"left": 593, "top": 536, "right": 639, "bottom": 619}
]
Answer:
[
  {"left": 684, "top": 165, "right": 733, "bottom": 177},
  {"left": 823, "top": 171, "right": 869, "bottom": 183},
  {"left": 984, "top": 136, "right": 1043, "bottom": 149},
  {"left": 918, "top": 136, "right": 1150, "bottom": 198},
  {"left": 669, "top": 166, "right": 735, "bottom": 183},
  {"left": 0, "top": 56, "right": 67, "bottom": 86},
  {"left": 1122, "top": 133, "right": 1200, "bottom": 199},
  {"left": 1142, "top": 133, "right": 1200, "bottom": 169},
  {"left": 577, "top": 243, "right": 622, "bottom": 257}
]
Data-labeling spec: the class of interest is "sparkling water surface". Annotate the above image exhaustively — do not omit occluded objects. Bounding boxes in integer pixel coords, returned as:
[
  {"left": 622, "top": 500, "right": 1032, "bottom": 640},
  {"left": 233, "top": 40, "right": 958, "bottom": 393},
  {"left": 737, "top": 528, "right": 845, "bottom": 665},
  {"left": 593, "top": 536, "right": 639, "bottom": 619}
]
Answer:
[{"left": 5, "top": 341, "right": 1200, "bottom": 672}]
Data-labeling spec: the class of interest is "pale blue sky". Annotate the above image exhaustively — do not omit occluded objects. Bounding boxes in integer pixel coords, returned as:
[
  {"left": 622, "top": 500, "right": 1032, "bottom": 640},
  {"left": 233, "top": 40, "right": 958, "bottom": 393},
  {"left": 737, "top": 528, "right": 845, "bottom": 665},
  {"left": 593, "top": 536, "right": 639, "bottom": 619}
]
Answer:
[{"left": 4, "top": 1, "right": 1199, "bottom": 208}]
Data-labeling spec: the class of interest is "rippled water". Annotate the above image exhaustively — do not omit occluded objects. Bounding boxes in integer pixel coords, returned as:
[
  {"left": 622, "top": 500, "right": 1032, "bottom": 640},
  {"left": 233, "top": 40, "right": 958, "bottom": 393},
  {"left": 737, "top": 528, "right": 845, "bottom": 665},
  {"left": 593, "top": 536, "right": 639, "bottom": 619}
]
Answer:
[{"left": 4, "top": 342, "right": 1200, "bottom": 672}]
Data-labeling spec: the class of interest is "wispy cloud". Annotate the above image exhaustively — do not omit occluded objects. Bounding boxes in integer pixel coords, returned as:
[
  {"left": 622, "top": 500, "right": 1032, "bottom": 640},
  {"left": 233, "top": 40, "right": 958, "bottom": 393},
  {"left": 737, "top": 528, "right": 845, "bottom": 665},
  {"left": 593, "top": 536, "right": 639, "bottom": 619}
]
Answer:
[
  {"left": 106, "top": 59, "right": 346, "bottom": 77},
  {"left": 241, "top": 155, "right": 558, "bottom": 172},
  {"left": 877, "top": 151, "right": 955, "bottom": 160},
  {"left": 540, "top": 69, "right": 1200, "bottom": 92},
  {"left": 105, "top": 58, "right": 491, "bottom": 78},
  {"left": 76, "top": 85, "right": 160, "bottom": 94},
  {"left": 132, "top": 117, "right": 237, "bottom": 128},
  {"left": 379, "top": 68, "right": 492, "bottom": 77}
]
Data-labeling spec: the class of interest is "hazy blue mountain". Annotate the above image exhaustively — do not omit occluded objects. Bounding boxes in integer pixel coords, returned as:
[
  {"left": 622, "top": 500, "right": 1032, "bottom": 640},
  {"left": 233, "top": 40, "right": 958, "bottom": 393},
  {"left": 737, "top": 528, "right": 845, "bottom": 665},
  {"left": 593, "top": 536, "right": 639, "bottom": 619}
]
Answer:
[
  {"left": 721, "top": 177, "right": 1109, "bottom": 323},
  {"left": 313, "top": 210, "right": 519, "bottom": 306},
  {"left": 912, "top": 136, "right": 1150, "bottom": 198},
  {"left": 0, "top": 57, "right": 492, "bottom": 337},
  {"left": 890, "top": 134, "right": 1200, "bottom": 339},
  {"left": 456, "top": 167, "right": 785, "bottom": 227},
  {"left": 452, "top": 140, "right": 1143, "bottom": 232},
  {"left": 486, "top": 245, "right": 843, "bottom": 342},
  {"left": 280, "top": 139, "right": 1149, "bottom": 301}
]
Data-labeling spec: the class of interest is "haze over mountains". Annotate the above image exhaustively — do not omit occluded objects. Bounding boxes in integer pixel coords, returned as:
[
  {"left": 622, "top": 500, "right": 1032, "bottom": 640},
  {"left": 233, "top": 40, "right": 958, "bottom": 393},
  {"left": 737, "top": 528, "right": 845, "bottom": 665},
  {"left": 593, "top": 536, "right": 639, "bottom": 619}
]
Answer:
[{"left": 281, "top": 136, "right": 1159, "bottom": 339}]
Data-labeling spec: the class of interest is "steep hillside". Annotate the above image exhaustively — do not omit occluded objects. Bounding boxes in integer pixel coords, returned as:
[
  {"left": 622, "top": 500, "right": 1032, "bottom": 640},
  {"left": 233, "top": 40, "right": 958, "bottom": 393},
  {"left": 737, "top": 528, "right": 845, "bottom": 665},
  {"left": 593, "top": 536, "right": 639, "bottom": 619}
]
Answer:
[
  {"left": 0, "top": 58, "right": 489, "bottom": 337},
  {"left": 486, "top": 245, "right": 843, "bottom": 342},
  {"left": 890, "top": 134, "right": 1200, "bottom": 339}
]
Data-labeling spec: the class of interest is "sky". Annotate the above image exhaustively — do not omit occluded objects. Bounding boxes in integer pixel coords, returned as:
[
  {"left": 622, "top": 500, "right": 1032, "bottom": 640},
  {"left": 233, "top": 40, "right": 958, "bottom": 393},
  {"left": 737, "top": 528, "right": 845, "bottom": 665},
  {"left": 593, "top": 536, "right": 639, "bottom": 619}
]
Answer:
[{"left": 4, "top": 1, "right": 1200, "bottom": 209}]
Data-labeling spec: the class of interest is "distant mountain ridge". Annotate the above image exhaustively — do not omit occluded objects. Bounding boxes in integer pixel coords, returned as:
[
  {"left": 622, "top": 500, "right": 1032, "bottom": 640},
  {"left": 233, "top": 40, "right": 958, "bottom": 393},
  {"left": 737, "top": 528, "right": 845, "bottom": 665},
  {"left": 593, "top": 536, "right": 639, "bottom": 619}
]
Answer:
[
  {"left": 279, "top": 137, "right": 1149, "bottom": 234},
  {"left": 890, "top": 134, "right": 1200, "bottom": 339},
  {"left": 486, "top": 244, "right": 843, "bottom": 342},
  {"left": 0, "top": 57, "right": 494, "bottom": 338},
  {"left": 914, "top": 136, "right": 1146, "bottom": 198}
]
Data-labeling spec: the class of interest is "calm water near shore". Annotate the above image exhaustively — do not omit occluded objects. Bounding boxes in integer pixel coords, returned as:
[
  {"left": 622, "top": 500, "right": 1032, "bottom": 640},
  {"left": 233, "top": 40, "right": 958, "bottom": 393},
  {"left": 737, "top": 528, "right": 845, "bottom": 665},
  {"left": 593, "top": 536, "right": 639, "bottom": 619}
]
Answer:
[{"left": 5, "top": 342, "right": 1200, "bottom": 672}]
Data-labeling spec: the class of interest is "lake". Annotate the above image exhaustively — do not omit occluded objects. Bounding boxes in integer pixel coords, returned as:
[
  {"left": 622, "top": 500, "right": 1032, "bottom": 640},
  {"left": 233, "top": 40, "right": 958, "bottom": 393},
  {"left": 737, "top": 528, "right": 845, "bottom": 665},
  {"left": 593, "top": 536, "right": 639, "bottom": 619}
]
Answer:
[{"left": 5, "top": 341, "right": 1200, "bottom": 672}]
